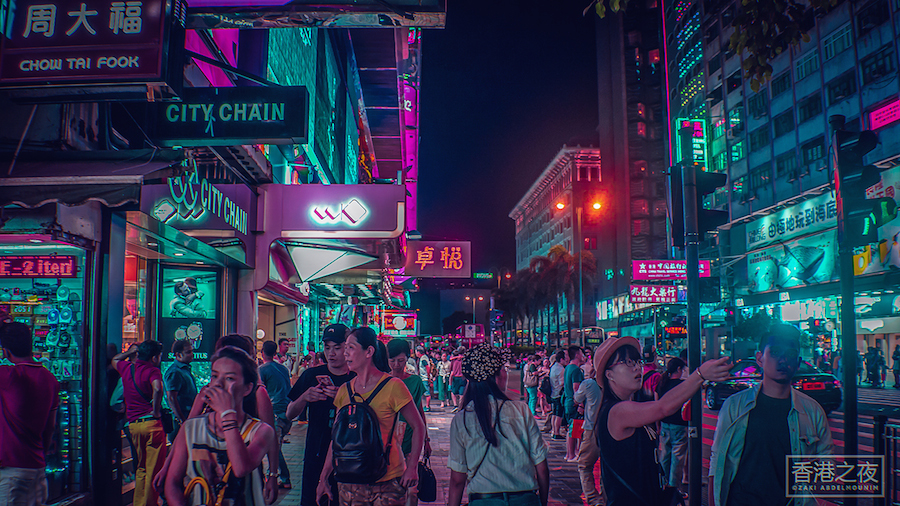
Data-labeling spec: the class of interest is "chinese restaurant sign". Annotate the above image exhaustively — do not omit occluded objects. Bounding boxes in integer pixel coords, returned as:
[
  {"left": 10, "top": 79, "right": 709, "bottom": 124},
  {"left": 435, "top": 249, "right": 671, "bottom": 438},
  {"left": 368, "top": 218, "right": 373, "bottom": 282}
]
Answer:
[
  {"left": 632, "top": 260, "right": 710, "bottom": 280},
  {"left": 404, "top": 241, "right": 471, "bottom": 278},
  {"left": 149, "top": 86, "right": 308, "bottom": 146},
  {"left": 745, "top": 192, "right": 837, "bottom": 250},
  {"left": 140, "top": 171, "right": 256, "bottom": 243},
  {"left": 0, "top": 0, "right": 180, "bottom": 85},
  {"left": 270, "top": 183, "right": 406, "bottom": 239},
  {"left": 629, "top": 284, "right": 678, "bottom": 304}
]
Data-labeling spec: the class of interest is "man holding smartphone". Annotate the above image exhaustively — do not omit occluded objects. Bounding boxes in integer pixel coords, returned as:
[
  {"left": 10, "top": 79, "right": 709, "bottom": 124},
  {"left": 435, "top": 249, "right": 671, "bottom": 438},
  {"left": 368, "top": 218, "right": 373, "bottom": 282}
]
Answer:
[{"left": 287, "top": 324, "right": 355, "bottom": 506}]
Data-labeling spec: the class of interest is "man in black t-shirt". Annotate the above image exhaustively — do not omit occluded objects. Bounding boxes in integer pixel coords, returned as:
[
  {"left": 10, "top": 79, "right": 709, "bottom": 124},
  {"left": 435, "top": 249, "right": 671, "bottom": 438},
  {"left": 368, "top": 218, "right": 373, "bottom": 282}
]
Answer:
[{"left": 286, "top": 324, "right": 355, "bottom": 506}]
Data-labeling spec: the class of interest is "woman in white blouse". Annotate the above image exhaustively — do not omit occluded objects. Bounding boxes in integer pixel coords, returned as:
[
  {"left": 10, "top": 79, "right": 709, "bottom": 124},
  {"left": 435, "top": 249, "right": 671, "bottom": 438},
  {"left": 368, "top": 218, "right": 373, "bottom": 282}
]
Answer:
[{"left": 447, "top": 345, "right": 550, "bottom": 506}]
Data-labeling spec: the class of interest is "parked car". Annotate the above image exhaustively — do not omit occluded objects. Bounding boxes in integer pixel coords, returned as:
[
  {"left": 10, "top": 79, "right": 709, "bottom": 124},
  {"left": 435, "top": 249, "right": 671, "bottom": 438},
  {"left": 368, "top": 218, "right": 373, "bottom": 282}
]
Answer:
[{"left": 705, "top": 358, "right": 842, "bottom": 414}]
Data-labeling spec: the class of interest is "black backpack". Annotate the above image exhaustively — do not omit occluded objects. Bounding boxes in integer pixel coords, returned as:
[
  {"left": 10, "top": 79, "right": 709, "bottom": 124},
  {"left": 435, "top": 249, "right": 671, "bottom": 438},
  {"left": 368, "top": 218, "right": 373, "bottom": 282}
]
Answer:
[{"left": 332, "top": 377, "right": 399, "bottom": 484}]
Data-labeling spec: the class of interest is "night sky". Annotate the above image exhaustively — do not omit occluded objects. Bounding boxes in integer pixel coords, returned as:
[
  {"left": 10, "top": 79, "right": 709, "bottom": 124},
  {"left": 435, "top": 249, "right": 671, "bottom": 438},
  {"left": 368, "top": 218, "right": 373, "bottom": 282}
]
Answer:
[{"left": 418, "top": 0, "right": 600, "bottom": 273}]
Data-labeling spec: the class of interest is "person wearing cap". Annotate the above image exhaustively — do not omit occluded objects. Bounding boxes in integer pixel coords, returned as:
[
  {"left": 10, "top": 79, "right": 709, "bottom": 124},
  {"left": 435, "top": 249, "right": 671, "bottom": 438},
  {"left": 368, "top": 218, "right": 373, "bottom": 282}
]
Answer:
[
  {"left": 387, "top": 340, "right": 431, "bottom": 506},
  {"left": 593, "top": 336, "right": 731, "bottom": 505},
  {"left": 448, "top": 345, "right": 549, "bottom": 506},
  {"left": 286, "top": 324, "right": 356, "bottom": 506},
  {"left": 708, "top": 324, "right": 833, "bottom": 506}
]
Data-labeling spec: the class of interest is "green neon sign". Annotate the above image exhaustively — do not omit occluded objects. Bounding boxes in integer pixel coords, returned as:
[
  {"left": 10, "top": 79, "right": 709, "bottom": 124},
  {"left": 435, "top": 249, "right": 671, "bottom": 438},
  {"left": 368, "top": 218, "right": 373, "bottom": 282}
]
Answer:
[{"left": 473, "top": 272, "right": 494, "bottom": 279}]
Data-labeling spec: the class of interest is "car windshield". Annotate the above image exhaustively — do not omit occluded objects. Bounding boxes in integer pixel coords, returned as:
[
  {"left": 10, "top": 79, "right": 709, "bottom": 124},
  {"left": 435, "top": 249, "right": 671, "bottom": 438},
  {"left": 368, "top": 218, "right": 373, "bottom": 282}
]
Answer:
[
  {"left": 798, "top": 360, "right": 820, "bottom": 375},
  {"left": 728, "top": 359, "right": 821, "bottom": 376}
]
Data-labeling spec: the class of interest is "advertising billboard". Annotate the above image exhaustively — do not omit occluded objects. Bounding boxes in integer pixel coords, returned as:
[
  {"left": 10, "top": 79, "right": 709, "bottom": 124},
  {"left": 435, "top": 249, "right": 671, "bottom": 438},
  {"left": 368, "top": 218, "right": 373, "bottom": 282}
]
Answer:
[
  {"left": 0, "top": 0, "right": 182, "bottom": 87},
  {"left": 740, "top": 229, "right": 838, "bottom": 294},
  {"left": 157, "top": 266, "right": 219, "bottom": 360},
  {"left": 403, "top": 241, "right": 471, "bottom": 278},
  {"left": 745, "top": 192, "right": 837, "bottom": 250}
]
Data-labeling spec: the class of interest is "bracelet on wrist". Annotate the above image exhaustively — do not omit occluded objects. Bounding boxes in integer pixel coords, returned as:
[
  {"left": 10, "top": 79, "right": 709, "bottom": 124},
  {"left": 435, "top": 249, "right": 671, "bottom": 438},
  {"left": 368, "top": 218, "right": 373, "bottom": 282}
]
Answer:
[{"left": 220, "top": 409, "right": 237, "bottom": 419}]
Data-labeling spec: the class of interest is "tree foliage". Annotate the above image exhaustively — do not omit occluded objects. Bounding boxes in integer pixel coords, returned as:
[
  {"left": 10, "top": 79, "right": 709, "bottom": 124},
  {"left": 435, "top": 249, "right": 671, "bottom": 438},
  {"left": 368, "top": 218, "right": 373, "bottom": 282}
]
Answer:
[{"left": 586, "top": 0, "right": 835, "bottom": 90}]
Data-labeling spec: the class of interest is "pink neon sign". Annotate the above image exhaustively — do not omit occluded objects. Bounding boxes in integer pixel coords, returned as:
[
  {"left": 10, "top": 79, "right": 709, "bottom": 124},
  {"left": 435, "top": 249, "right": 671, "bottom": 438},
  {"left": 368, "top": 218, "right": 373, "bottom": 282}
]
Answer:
[{"left": 869, "top": 98, "right": 900, "bottom": 130}]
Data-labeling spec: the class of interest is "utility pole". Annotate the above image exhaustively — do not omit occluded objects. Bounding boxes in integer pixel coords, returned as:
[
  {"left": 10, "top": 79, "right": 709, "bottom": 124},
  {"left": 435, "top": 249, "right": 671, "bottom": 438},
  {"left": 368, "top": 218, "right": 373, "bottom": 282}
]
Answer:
[{"left": 680, "top": 125, "right": 703, "bottom": 505}]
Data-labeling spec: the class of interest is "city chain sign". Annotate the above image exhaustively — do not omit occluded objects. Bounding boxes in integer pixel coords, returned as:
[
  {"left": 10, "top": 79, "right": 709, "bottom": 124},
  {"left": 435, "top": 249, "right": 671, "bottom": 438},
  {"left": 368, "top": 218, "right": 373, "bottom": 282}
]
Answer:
[
  {"left": 0, "top": 0, "right": 181, "bottom": 86},
  {"left": 745, "top": 192, "right": 837, "bottom": 250},
  {"left": 150, "top": 86, "right": 308, "bottom": 146}
]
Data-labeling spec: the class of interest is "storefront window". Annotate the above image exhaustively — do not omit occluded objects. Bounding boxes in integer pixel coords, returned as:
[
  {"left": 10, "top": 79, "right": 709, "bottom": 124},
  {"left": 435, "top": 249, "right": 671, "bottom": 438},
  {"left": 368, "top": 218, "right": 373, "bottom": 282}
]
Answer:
[
  {"left": 123, "top": 254, "right": 149, "bottom": 350},
  {"left": 0, "top": 243, "right": 87, "bottom": 500}
]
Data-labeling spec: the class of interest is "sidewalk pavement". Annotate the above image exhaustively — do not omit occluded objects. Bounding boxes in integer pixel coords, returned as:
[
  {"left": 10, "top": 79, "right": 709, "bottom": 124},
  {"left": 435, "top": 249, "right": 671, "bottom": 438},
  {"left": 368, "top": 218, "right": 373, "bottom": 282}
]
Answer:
[{"left": 272, "top": 404, "right": 600, "bottom": 506}]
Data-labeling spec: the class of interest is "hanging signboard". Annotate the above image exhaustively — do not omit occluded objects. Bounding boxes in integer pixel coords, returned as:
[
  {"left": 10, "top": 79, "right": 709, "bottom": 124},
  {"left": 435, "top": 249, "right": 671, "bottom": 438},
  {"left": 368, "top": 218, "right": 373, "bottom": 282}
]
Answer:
[
  {"left": 629, "top": 284, "right": 678, "bottom": 304},
  {"left": 745, "top": 192, "right": 837, "bottom": 250},
  {"left": 0, "top": 0, "right": 183, "bottom": 88},
  {"left": 673, "top": 118, "right": 708, "bottom": 167},
  {"left": 403, "top": 241, "right": 472, "bottom": 278},
  {"left": 149, "top": 86, "right": 308, "bottom": 146},
  {"left": 632, "top": 260, "right": 710, "bottom": 280}
]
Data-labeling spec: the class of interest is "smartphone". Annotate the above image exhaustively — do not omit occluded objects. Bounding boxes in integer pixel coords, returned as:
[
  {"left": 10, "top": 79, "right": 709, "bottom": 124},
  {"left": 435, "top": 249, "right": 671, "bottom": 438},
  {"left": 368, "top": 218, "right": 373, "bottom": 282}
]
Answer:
[{"left": 316, "top": 375, "right": 334, "bottom": 388}]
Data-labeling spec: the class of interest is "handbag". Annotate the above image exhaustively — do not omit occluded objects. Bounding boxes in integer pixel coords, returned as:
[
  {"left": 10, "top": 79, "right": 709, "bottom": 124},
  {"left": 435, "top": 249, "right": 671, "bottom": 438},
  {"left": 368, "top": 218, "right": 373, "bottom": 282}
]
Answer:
[
  {"left": 416, "top": 457, "right": 437, "bottom": 502},
  {"left": 184, "top": 419, "right": 259, "bottom": 506},
  {"left": 129, "top": 362, "right": 175, "bottom": 434}
]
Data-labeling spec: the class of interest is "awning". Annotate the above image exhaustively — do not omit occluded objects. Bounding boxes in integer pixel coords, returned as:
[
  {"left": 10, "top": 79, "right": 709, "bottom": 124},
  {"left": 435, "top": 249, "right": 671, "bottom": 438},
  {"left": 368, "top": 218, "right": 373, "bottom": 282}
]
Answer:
[{"left": 0, "top": 150, "right": 184, "bottom": 208}]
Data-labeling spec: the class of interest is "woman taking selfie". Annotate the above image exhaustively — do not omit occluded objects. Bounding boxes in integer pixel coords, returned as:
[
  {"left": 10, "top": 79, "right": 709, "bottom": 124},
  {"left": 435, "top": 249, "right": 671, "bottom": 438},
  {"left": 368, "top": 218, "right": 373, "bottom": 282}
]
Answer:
[
  {"left": 593, "top": 337, "right": 730, "bottom": 505},
  {"left": 447, "top": 345, "right": 549, "bottom": 506},
  {"left": 317, "top": 327, "right": 425, "bottom": 506},
  {"left": 164, "top": 346, "right": 276, "bottom": 506}
]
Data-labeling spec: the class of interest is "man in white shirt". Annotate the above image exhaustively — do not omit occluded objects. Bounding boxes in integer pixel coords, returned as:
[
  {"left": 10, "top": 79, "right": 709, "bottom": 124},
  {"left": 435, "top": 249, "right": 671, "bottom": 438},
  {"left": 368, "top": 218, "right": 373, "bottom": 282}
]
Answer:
[{"left": 549, "top": 350, "right": 569, "bottom": 440}]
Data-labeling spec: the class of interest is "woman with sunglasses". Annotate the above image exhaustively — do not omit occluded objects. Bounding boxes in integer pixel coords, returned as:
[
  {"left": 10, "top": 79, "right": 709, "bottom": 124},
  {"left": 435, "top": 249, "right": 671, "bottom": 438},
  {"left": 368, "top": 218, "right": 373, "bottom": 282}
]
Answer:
[{"left": 593, "top": 337, "right": 730, "bottom": 506}]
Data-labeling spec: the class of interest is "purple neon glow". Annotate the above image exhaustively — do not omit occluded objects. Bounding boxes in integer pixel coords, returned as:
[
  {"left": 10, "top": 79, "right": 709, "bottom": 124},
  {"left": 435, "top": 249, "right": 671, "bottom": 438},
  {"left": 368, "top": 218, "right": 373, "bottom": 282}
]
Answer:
[
  {"left": 870, "top": 98, "right": 900, "bottom": 130},
  {"left": 185, "top": 29, "right": 239, "bottom": 87}
]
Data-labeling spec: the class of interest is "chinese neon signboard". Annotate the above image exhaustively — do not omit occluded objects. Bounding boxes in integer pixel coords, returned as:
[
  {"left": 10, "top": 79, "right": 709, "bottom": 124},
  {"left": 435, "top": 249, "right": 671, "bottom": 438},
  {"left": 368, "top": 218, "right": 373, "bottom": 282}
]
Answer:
[
  {"left": 404, "top": 241, "right": 471, "bottom": 278},
  {"left": 629, "top": 284, "right": 678, "bottom": 304},
  {"left": 0, "top": 256, "right": 77, "bottom": 277},
  {"left": 632, "top": 260, "right": 710, "bottom": 280},
  {"left": 869, "top": 98, "right": 900, "bottom": 131},
  {"left": 271, "top": 184, "right": 406, "bottom": 239},
  {"left": 673, "top": 118, "right": 708, "bottom": 168},
  {"left": 0, "top": 0, "right": 182, "bottom": 86},
  {"left": 745, "top": 192, "right": 837, "bottom": 250}
]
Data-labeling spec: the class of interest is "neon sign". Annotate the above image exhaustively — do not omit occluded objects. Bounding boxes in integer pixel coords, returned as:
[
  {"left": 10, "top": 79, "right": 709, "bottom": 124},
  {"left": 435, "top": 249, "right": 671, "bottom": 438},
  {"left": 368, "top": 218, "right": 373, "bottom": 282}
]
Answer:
[
  {"left": 310, "top": 199, "right": 369, "bottom": 226},
  {"left": 0, "top": 256, "right": 77, "bottom": 278},
  {"left": 870, "top": 98, "right": 900, "bottom": 130},
  {"left": 673, "top": 118, "right": 708, "bottom": 168},
  {"left": 403, "top": 241, "right": 471, "bottom": 278}
]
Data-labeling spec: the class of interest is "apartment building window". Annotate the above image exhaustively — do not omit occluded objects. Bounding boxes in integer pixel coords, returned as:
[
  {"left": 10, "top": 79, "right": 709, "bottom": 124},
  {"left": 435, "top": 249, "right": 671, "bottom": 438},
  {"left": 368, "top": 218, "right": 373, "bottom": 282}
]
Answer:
[
  {"left": 628, "top": 31, "right": 642, "bottom": 46},
  {"left": 798, "top": 93, "right": 823, "bottom": 123},
  {"left": 649, "top": 49, "right": 660, "bottom": 64},
  {"left": 771, "top": 72, "right": 792, "bottom": 98},
  {"left": 727, "top": 71, "right": 743, "bottom": 92},
  {"left": 584, "top": 237, "right": 598, "bottom": 250},
  {"left": 731, "top": 141, "right": 745, "bottom": 161},
  {"left": 801, "top": 136, "right": 826, "bottom": 165},
  {"left": 775, "top": 151, "right": 798, "bottom": 177},
  {"left": 773, "top": 110, "right": 795, "bottom": 137},
  {"left": 712, "top": 151, "right": 727, "bottom": 172},
  {"left": 862, "top": 45, "right": 895, "bottom": 85},
  {"left": 708, "top": 85, "right": 723, "bottom": 107},
  {"left": 749, "top": 126, "right": 770, "bottom": 152},
  {"left": 705, "top": 22, "right": 720, "bottom": 44},
  {"left": 709, "top": 53, "right": 722, "bottom": 75},
  {"left": 796, "top": 50, "right": 820, "bottom": 81},
  {"left": 637, "top": 122, "right": 647, "bottom": 137},
  {"left": 732, "top": 175, "right": 749, "bottom": 201},
  {"left": 823, "top": 24, "right": 853, "bottom": 60},
  {"left": 858, "top": 0, "right": 889, "bottom": 36},
  {"left": 750, "top": 163, "right": 771, "bottom": 191},
  {"left": 748, "top": 91, "right": 768, "bottom": 118},
  {"left": 713, "top": 118, "right": 727, "bottom": 139},
  {"left": 729, "top": 105, "right": 744, "bottom": 133},
  {"left": 827, "top": 71, "right": 857, "bottom": 105}
]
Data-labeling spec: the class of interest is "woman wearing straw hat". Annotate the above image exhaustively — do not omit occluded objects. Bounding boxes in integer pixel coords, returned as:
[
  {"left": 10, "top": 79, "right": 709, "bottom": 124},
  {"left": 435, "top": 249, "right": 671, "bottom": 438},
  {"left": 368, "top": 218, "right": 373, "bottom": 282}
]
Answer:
[
  {"left": 447, "top": 345, "right": 550, "bottom": 506},
  {"left": 593, "top": 337, "right": 731, "bottom": 505}
]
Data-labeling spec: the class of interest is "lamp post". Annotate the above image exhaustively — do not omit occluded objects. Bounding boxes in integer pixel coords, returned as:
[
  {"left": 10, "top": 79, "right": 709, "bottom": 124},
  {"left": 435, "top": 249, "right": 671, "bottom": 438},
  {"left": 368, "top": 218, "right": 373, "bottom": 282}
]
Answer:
[
  {"left": 557, "top": 199, "right": 601, "bottom": 347},
  {"left": 465, "top": 295, "right": 484, "bottom": 325}
]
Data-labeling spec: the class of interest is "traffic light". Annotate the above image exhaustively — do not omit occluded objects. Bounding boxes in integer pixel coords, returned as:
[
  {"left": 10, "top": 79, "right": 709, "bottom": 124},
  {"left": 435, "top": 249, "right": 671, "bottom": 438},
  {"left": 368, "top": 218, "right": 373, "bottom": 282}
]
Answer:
[
  {"left": 833, "top": 129, "right": 895, "bottom": 246},
  {"left": 668, "top": 166, "right": 729, "bottom": 249}
]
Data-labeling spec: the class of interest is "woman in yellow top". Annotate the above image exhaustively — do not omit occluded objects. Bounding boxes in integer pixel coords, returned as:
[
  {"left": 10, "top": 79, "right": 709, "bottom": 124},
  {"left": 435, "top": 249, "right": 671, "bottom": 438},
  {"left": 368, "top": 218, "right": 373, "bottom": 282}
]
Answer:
[{"left": 316, "top": 327, "right": 425, "bottom": 506}]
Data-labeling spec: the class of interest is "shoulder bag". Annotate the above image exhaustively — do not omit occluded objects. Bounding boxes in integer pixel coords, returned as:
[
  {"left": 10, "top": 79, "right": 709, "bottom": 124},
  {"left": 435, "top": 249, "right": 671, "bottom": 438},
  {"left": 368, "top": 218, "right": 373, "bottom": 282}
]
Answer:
[
  {"left": 183, "top": 419, "right": 260, "bottom": 506},
  {"left": 417, "top": 457, "right": 437, "bottom": 502}
]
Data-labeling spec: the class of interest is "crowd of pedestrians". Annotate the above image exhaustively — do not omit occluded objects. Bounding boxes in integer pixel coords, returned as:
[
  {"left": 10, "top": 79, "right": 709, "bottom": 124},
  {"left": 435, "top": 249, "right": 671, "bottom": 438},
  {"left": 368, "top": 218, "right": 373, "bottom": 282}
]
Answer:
[{"left": 0, "top": 316, "right": 840, "bottom": 506}]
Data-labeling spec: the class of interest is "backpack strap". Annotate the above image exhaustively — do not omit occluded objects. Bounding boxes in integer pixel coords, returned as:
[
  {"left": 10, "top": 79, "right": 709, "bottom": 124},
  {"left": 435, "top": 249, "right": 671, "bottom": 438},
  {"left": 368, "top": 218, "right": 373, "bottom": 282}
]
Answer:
[{"left": 347, "top": 375, "right": 400, "bottom": 464}]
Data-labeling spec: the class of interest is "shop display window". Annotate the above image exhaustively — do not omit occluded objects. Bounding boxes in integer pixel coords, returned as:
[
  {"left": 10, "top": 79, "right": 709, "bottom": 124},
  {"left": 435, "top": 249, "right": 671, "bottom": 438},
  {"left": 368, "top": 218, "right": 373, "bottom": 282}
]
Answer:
[
  {"left": 0, "top": 243, "right": 86, "bottom": 501},
  {"left": 123, "top": 254, "right": 149, "bottom": 350}
]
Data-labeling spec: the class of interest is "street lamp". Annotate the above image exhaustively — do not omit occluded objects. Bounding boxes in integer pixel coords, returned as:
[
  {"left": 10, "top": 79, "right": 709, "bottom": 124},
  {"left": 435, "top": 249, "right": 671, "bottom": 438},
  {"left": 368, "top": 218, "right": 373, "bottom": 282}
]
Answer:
[
  {"left": 465, "top": 295, "right": 484, "bottom": 325},
  {"left": 555, "top": 200, "right": 601, "bottom": 347}
]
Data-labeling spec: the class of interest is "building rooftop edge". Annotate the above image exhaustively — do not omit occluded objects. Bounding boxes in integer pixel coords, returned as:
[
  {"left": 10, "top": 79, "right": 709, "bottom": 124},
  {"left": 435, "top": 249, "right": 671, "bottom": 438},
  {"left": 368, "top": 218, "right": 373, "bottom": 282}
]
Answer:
[{"left": 508, "top": 145, "right": 601, "bottom": 220}]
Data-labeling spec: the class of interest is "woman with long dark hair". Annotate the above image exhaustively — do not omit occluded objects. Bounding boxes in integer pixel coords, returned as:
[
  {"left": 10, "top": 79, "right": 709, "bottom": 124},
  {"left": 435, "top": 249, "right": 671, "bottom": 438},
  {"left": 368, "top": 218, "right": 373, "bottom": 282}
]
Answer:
[
  {"left": 654, "top": 357, "right": 689, "bottom": 491},
  {"left": 316, "top": 327, "right": 424, "bottom": 506},
  {"left": 447, "top": 345, "right": 549, "bottom": 506},
  {"left": 594, "top": 338, "right": 730, "bottom": 505},
  {"left": 164, "top": 346, "right": 277, "bottom": 506}
]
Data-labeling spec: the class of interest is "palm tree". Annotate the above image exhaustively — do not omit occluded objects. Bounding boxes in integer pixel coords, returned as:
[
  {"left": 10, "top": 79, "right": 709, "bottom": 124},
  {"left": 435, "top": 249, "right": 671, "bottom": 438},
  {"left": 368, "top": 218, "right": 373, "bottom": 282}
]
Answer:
[
  {"left": 547, "top": 245, "right": 573, "bottom": 345},
  {"left": 529, "top": 256, "right": 555, "bottom": 347}
]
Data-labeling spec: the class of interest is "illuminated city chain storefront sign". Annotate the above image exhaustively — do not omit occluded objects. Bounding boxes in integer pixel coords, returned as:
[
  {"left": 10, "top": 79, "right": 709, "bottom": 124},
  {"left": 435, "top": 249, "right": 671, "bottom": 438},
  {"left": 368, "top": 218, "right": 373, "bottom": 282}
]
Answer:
[
  {"left": 0, "top": 0, "right": 180, "bottom": 86},
  {"left": 745, "top": 192, "right": 837, "bottom": 250},
  {"left": 150, "top": 86, "right": 308, "bottom": 146},
  {"left": 141, "top": 171, "right": 256, "bottom": 241}
]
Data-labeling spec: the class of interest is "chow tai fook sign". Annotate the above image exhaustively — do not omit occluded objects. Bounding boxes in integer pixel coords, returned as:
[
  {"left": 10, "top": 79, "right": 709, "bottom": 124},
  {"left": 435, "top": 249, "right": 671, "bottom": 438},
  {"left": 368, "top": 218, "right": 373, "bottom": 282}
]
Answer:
[
  {"left": 403, "top": 241, "right": 471, "bottom": 278},
  {"left": 150, "top": 86, "right": 308, "bottom": 146},
  {"left": 267, "top": 183, "right": 406, "bottom": 239},
  {"left": 632, "top": 260, "right": 710, "bottom": 280},
  {"left": 0, "top": 0, "right": 182, "bottom": 86},
  {"left": 629, "top": 284, "right": 678, "bottom": 304}
]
